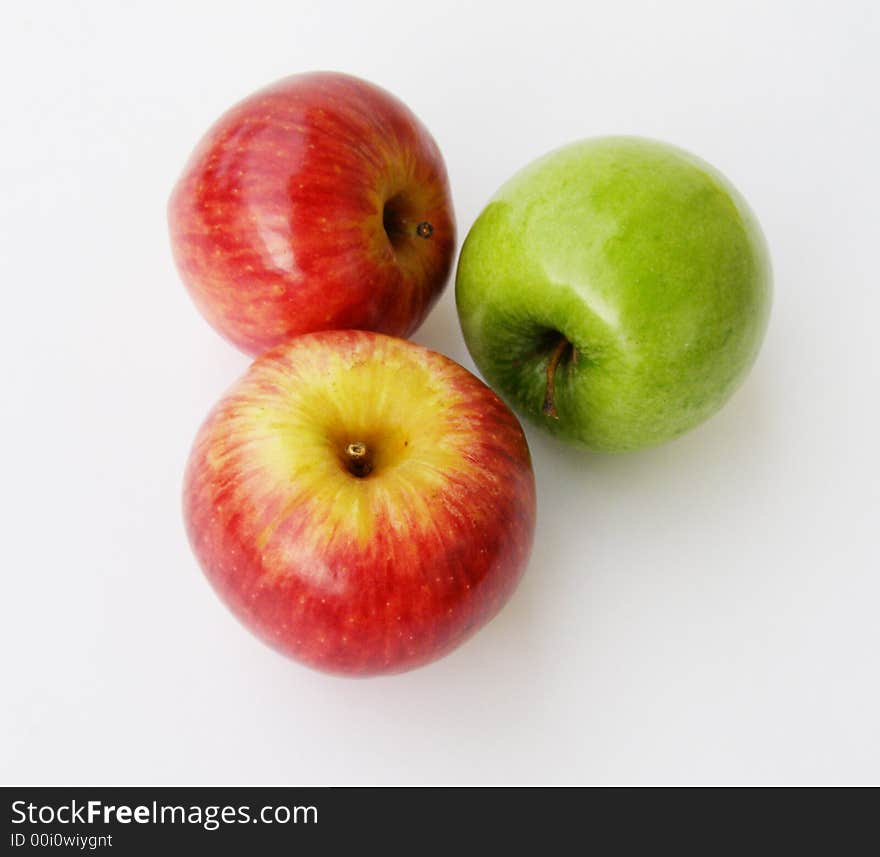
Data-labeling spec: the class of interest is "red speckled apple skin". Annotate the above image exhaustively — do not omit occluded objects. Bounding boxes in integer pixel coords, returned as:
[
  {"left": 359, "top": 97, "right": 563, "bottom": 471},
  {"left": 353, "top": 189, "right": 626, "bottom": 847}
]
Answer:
[{"left": 169, "top": 72, "right": 456, "bottom": 356}]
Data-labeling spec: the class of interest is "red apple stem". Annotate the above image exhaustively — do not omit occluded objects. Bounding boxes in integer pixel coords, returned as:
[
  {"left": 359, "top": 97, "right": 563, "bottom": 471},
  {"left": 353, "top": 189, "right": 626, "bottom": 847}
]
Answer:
[
  {"left": 416, "top": 221, "right": 434, "bottom": 239},
  {"left": 542, "top": 336, "right": 572, "bottom": 419},
  {"left": 345, "top": 442, "right": 372, "bottom": 478}
]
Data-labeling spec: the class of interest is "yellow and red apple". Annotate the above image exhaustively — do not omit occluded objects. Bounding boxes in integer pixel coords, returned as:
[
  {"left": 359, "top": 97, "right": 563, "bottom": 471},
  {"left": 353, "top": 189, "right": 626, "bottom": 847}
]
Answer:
[
  {"left": 169, "top": 72, "right": 455, "bottom": 355},
  {"left": 183, "top": 331, "right": 536, "bottom": 676}
]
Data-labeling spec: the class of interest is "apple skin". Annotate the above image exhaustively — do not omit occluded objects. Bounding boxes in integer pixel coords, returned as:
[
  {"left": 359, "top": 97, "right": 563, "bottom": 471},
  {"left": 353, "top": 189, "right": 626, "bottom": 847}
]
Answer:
[
  {"left": 183, "top": 330, "right": 536, "bottom": 676},
  {"left": 456, "top": 137, "right": 772, "bottom": 452},
  {"left": 169, "top": 72, "right": 455, "bottom": 356}
]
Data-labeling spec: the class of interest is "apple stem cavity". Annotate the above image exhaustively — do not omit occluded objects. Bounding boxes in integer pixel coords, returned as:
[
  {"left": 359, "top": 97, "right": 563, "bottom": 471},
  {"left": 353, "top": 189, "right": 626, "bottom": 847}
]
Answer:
[
  {"left": 542, "top": 335, "right": 573, "bottom": 420},
  {"left": 382, "top": 194, "right": 434, "bottom": 249},
  {"left": 344, "top": 441, "right": 373, "bottom": 478}
]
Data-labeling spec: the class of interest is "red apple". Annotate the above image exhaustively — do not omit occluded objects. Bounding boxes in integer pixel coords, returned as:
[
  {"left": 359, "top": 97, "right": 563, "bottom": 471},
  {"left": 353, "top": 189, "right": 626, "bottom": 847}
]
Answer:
[
  {"left": 183, "top": 331, "right": 536, "bottom": 675},
  {"left": 168, "top": 71, "right": 456, "bottom": 356}
]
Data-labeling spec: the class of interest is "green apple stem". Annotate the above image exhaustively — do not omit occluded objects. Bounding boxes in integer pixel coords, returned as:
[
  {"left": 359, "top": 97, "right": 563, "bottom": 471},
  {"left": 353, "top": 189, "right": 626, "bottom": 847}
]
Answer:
[
  {"left": 542, "top": 336, "right": 572, "bottom": 419},
  {"left": 344, "top": 442, "right": 373, "bottom": 478}
]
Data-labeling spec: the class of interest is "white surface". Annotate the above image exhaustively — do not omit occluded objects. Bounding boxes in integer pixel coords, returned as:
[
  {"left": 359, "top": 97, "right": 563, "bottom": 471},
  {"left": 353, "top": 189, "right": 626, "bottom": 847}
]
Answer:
[{"left": 2, "top": 0, "right": 878, "bottom": 785}]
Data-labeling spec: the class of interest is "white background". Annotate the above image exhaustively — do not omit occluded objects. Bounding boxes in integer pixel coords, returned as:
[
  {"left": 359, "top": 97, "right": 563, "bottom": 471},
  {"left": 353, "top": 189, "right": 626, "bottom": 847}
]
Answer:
[{"left": 2, "top": 0, "right": 878, "bottom": 785}]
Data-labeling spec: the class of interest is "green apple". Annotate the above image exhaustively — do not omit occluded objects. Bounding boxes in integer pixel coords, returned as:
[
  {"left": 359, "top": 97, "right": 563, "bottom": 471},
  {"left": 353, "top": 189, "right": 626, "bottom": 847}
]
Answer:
[{"left": 456, "top": 137, "right": 771, "bottom": 452}]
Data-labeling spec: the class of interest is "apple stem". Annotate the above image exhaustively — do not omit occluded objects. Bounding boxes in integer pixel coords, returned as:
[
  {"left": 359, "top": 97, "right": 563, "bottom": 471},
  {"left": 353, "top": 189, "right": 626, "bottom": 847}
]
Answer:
[
  {"left": 416, "top": 221, "right": 434, "bottom": 239},
  {"left": 542, "top": 336, "right": 572, "bottom": 419},
  {"left": 344, "top": 442, "right": 372, "bottom": 478}
]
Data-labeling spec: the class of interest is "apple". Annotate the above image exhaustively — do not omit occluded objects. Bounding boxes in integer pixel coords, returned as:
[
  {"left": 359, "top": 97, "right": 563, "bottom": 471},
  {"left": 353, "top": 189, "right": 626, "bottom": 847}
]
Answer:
[
  {"left": 456, "top": 137, "right": 772, "bottom": 452},
  {"left": 168, "top": 72, "right": 455, "bottom": 356},
  {"left": 183, "top": 330, "right": 536, "bottom": 676}
]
